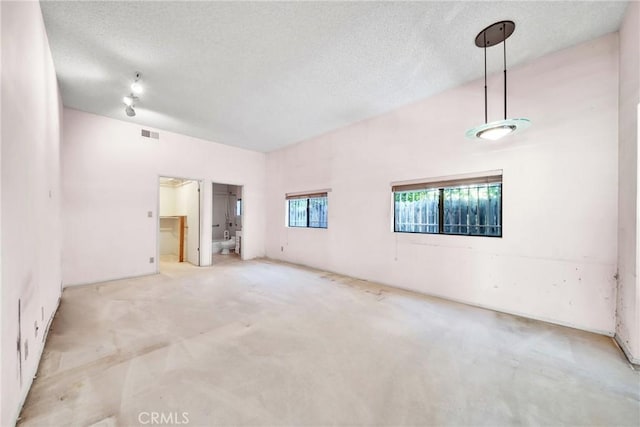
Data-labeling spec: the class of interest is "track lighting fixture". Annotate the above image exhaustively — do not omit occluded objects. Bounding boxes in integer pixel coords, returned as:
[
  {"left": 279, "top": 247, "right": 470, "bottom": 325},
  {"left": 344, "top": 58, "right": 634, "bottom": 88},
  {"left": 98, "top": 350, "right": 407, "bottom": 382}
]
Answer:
[
  {"left": 123, "top": 72, "right": 143, "bottom": 117},
  {"left": 466, "top": 21, "right": 531, "bottom": 141}
]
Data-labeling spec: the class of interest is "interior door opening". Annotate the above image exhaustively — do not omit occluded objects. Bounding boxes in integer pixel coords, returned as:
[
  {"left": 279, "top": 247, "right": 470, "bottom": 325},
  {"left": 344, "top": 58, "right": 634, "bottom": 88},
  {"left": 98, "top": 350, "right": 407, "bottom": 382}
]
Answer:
[
  {"left": 158, "top": 176, "right": 201, "bottom": 270},
  {"left": 212, "top": 182, "right": 243, "bottom": 264}
]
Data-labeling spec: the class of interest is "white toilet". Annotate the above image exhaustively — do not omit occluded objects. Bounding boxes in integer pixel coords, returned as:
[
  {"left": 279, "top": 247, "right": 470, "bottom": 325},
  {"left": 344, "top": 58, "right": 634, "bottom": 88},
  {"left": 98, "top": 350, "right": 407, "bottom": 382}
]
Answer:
[
  {"left": 220, "top": 236, "right": 236, "bottom": 255},
  {"left": 213, "top": 230, "right": 236, "bottom": 255}
]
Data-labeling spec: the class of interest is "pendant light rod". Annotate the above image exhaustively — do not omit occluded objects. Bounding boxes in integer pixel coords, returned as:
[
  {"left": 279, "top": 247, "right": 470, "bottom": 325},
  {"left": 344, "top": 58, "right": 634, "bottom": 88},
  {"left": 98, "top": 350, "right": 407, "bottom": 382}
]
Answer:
[
  {"left": 473, "top": 20, "right": 515, "bottom": 125},
  {"left": 503, "top": 23, "right": 507, "bottom": 120},
  {"left": 484, "top": 33, "right": 488, "bottom": 124}
]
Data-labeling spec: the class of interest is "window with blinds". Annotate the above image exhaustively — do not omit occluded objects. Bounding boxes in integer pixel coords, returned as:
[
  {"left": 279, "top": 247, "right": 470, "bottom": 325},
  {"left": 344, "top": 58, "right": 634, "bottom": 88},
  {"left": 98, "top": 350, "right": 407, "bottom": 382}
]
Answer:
[
  {"left": 393, "top": 173, "right": 502, "bottom": 237},
  {"left": 286, "top": 192, "right": 328, "bottom": 228}
]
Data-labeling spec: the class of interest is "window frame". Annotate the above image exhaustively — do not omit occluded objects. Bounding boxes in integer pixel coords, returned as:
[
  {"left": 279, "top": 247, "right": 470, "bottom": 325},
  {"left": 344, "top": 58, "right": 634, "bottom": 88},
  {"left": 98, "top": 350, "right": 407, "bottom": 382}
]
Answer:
[
  {"left": 392, "top": 173, "right": 502, "bottom": 238},
  {"left": 286, "top": 192, "right": 328, "bottom": 229}
]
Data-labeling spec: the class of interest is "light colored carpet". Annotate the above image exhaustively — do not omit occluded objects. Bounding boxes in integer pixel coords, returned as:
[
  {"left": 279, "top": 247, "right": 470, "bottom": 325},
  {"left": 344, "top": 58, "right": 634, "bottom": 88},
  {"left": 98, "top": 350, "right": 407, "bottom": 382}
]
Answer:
[{"left": 19, "top": 258, "right": 639, "bottom": 426}]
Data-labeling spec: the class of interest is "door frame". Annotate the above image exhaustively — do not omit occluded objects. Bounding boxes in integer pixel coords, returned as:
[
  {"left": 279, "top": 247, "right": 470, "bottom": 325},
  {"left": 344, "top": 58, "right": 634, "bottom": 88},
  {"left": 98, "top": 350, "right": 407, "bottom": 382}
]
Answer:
[{"left": 212, "top": 181, "right": 245, "bottom": 260}]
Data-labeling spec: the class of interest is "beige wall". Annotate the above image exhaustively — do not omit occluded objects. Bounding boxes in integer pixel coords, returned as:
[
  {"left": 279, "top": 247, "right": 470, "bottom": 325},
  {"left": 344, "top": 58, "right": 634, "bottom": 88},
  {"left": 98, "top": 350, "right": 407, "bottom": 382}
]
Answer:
[
  {"left": 266, "top": 34, "right": 620, "bottom": 335},
  {"left": 1, "top": 2, "right": 63, "bottom": 425},
  {"left": 61, "top": 109, "right": 266, "bottom": 286},
  {"left": 616, "top": 1, "right": 640, "bottom": 363}
]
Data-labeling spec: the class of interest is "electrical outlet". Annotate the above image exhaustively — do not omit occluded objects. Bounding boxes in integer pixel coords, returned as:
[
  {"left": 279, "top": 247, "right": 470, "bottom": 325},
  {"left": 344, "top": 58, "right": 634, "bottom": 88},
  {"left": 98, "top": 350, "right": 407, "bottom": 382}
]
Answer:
[
  {"left": 281, "top": 246, "right": 284, "bottom": 252},
  {"left": 34, "top": 321, "right": 39, "bottom": 338},
  {"left": 149, "top": 257, "right": 155, "bottom": 263},
  {"left": 148, "top": 211, "right": 153, "bottom": 218}
]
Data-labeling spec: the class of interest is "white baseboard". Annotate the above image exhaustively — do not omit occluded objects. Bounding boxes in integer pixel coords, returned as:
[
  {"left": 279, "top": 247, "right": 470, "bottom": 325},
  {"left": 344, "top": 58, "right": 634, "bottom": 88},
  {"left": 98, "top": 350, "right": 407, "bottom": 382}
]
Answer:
[
  {"left": 266, "top": 257, "right": 616, "bottom": 337},
  {"left": 63, "top": 272, "right": 158, "bottom": 288},
  {"left": 614, "top": 334, "right": 640, "bottom": 365},
  {"left": 406, "top": 289, "right": 616, "bottom": 337}
]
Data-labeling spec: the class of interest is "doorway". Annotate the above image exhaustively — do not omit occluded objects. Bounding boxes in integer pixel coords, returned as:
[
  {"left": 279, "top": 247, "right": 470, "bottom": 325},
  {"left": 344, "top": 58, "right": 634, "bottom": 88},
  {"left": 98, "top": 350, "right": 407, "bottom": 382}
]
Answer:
[
  {"left": 212, "top": 182, "right": 243, "bottom": 264},
  {"left": 158, "top": 177, "right": 201, "bottom": 270}
]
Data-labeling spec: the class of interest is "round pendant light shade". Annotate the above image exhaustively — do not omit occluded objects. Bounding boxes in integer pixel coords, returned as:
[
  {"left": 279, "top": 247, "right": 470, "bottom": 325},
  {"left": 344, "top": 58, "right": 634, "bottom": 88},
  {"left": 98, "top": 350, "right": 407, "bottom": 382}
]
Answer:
[{"left": 466, "top": 118, "right": 531, "bottom": 141}]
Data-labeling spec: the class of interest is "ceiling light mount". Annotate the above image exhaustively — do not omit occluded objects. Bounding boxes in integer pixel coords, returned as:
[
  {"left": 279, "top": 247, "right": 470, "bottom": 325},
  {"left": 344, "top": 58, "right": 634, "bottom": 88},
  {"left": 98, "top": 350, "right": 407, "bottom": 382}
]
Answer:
[
  {"left": 474, "top": 21, "right": 515, "bottom": 48},
  {"left": 466, "top": 20, "right": 531, "bottom": 141}
]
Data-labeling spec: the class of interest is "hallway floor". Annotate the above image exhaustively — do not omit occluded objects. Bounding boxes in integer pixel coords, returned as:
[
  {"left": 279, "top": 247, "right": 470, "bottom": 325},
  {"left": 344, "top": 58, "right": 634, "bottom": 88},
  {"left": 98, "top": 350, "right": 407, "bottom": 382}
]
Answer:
[{"left": 19, "top": 259, "right": 640, "bottom": 426}]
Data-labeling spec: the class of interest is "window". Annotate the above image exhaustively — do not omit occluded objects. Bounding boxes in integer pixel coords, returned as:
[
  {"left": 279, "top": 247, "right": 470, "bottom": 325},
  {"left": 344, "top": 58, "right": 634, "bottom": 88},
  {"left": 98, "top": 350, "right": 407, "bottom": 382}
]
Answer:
[
  {"left": 236, "top": 199, "right": 242, "bottom": 216},
  {"left": 286, "top": 192, "right": 328, "bottom": 228},
  {"left": 393, "top": 174, "right": 502, "bottom": 237}
]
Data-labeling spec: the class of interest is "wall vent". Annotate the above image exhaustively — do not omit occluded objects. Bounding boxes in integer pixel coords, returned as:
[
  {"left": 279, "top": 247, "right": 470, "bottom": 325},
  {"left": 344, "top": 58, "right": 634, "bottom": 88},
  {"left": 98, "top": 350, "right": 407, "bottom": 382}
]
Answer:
[{"left": 141, "top": 129, "right": 159, "bottom": 139}]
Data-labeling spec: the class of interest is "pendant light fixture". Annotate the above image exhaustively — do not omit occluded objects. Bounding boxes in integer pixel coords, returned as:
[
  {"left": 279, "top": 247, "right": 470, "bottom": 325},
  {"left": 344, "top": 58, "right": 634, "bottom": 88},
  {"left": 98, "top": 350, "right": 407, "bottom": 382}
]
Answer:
[{"left": 466, "top": 21, "right": 531, "bottom": 141}]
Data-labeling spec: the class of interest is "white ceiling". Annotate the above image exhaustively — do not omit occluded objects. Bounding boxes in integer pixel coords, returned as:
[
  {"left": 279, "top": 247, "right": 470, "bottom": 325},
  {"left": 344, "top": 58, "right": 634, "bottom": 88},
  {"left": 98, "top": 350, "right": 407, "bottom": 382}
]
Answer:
[{"left": 40, "top": 1, "right": 627, "bottom": 152}]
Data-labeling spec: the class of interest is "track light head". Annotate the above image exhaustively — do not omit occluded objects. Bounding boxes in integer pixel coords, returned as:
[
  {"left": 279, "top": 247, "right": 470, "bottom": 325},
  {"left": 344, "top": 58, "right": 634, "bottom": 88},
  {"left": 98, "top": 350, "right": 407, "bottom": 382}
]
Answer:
[
  {"left": 125, "top": 105, "right": 136, "bottom": 117},
  {"left": 123, "top": 95, "right": 138, "bottom": 106},
  {"left": 131, "top": 82, "right": 143, "bottom": 94},
  {"left": 131, "top": 72, "right": 143, "bottom": 94}
]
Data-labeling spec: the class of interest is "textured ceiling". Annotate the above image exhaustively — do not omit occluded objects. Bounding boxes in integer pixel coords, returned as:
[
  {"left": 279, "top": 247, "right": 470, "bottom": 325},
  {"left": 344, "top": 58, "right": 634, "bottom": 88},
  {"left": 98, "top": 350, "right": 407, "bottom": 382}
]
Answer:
[{"left": 40, "top": 1, "right": 627, "bottom": 152}]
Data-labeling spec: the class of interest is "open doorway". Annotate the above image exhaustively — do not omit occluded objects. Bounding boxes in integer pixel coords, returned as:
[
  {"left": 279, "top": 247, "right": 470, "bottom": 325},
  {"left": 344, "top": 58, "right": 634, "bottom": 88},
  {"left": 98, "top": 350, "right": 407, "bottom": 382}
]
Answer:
[
  {"left": 212, "top": 182, "right": 243, "bottom": 265},
  {"left": 158, "top": 177, "right": 201, "bottom": 270}
]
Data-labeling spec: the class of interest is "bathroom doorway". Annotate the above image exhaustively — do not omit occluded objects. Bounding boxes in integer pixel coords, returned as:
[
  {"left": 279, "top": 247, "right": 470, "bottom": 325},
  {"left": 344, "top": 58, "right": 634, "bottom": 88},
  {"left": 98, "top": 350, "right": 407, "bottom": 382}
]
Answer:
[
  {"left": 158, "top": 177, "right": 201, "bottom": 270},
  {"left": 212, "top": 182, "right": 243, "bottom": 264}
]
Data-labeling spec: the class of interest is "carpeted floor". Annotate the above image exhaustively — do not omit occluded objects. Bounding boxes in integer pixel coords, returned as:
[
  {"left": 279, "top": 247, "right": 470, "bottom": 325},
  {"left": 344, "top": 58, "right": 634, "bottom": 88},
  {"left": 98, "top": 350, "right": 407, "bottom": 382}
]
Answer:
[{"left": 18, "top": 258, "right": 640, "bottom": 426}]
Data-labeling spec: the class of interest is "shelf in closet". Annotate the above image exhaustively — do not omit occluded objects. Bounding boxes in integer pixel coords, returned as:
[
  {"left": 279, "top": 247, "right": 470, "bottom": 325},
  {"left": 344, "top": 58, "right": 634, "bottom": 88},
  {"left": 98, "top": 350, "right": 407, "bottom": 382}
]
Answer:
[{"left": 159, "top": 215, "right": 186, "bottom": 262}]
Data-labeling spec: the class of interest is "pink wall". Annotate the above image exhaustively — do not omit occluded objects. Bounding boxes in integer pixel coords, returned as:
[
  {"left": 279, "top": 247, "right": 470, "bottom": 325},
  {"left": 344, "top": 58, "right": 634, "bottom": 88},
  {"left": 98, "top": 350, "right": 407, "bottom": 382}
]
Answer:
[
  {"left": 61, "top": 109, "right": 266, "bottom": 286},
  {"left": 617, "top": 1, "right": 640, "bottom": 363},
  {"left": 266, "top": 34, "right": 619, "bottom": 335},
  {"left": 1, "top": 2, "right": 63, "bottom": 425}
]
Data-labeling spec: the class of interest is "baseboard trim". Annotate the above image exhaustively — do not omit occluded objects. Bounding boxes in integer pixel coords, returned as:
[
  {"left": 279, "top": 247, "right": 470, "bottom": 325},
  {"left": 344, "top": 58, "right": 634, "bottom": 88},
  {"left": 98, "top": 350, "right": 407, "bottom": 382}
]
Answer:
[
  {"left": 614, "top": 334, "right": 640, "bottom": 365},
  {"left": 402, "top": 288, "right": 615, "bottom": 338},
  {"left": 63, "top": 272, "right": 158, "bottom": 288},
  {"left": 13, "top": 295, "right": 61, "bottom": 426},
  {"left": 265, "top": 257, "right": 616, "bottom": 338}
]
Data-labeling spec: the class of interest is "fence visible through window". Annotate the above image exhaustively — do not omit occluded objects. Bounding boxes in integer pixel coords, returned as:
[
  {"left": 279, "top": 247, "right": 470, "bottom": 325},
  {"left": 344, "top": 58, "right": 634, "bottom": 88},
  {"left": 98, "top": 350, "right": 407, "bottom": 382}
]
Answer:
[
  {"left": 308, "top": 197, "right": 328, "bottom": 228},
  {"left": 287, "top": 193, "right": 328, "bottom": 229},
  {"left": 393, "top": 175, "right": 502, "bottom": 237},
  {"left": 442, "top": 184, "right": 501, "bottom": 236},
  {"left": 394, "top": 189, "right": 439, "bottom": 233},
  {"left": 288, "top": 198, "right": 308, "bottom": 227}
]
